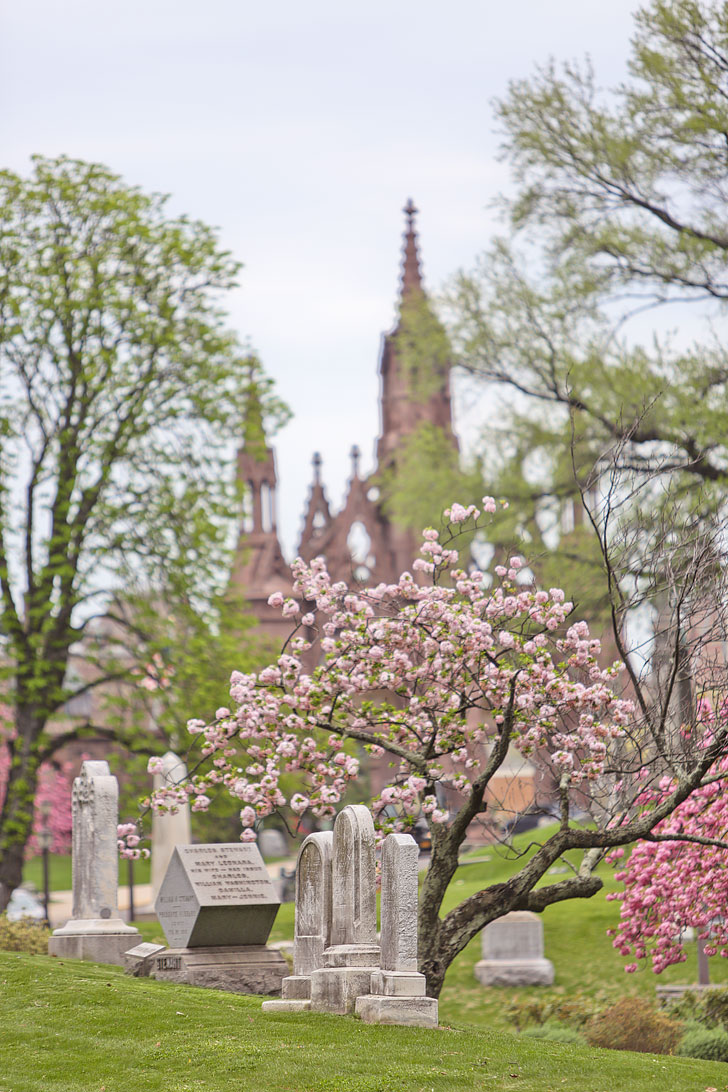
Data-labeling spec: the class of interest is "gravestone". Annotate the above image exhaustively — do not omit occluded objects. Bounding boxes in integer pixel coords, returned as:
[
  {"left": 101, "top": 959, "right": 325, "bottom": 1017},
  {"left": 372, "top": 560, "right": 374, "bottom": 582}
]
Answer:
[
  {"left": 150, "top": 842, "right": 287, "bottom": 993},
  {"left": 258, "top": 828, "right": 288, "bottom": 860},
  {"left": 262, "top": 831, "right": 333, "bottom": 1014},
  {"left": 474, "top": 910, "right": 554, "bottom": 986},
  {"left": 48, "top": 760, "right": 140, "bottom": 965},
  {"left": 355, "top": 832, "right": 438, "bottom": 1027},
  {"left": 151, "top": 752, "right": 192, "bottom": 902},
  {"left": 309, "top": 805, "right": 380, "bottom": 1014}
]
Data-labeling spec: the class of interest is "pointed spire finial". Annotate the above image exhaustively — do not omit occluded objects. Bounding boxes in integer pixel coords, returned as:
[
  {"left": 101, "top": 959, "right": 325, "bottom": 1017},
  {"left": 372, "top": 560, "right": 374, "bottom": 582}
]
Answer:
[
  {"left": 350, "top": 444, "right": 361, "bottom": 478},
  {"left": 400, "top": 198, "right": 423, "bottom": 302},
  {"left": 312, "top": 451, "right": 322, "bottom": 485}
]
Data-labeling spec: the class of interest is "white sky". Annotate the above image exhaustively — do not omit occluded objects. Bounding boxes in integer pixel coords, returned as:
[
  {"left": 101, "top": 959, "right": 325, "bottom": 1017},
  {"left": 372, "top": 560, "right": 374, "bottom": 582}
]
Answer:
[{"left": 1, "top": 1, "right": 643, "bottom": 556}]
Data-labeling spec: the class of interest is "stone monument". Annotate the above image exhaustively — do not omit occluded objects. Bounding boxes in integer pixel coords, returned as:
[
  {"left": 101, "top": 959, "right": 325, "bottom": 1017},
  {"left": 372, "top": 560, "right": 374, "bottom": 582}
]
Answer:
[
  {"left": 150, "top": 752, "right": 192, "bottom": 902},
  {"left": 150, "top": 842, "right": 287, "bottom": 993},
  {"left": 48, "top": 760, "right": 140, "bottom": 965},
  {"left": 309, "top": 805, "right": 381, "bottom": 1014},
  {"left": 262, "top": 831, "right": 333, "bottom": 1014},
  {"left": 474, "top": 910, "right": 554, "bottom": 986},
  {"left": 355, "top": 832, "right": 438, "bottom": 1027}
]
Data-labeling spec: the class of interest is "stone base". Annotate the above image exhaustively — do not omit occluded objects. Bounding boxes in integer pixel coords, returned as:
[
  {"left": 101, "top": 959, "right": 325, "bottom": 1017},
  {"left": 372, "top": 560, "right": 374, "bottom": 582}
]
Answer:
[
  {"left": 355, "top": 994, "right": 439, "bottom": 1028},
  {"left": 370, "top": 970, "right": 426, "bottom": 997},
  {"left": 310, "top": 966, "right": 379, "bottom": 1014},
  {"left": 309, "top": 943, "right": 381, "bottom": 1014},
  {"left": 149, "top": 944, "right": 288, "bottom": 995},
  {"left": 49, "top": 918, "right": 141, "bottom": 966},
  {"left": 281, "top": 974, "right": 311, "bottom": 1000},
  {"left": 474, "top": 958, "right": 554, "bottom": 987},
  {"left": 656, "top": 984, "right": 717, "bottom": 1006},
  {"left": 261, "top": 999, "right": 312, "bottom": 1013}
]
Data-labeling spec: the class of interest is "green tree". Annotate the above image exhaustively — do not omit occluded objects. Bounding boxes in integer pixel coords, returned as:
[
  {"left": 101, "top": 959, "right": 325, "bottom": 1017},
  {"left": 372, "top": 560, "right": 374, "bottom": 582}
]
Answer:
[
  {"left": 450, "top": 0, "right": 728, "bottom": 610},
  {"left": 0, "top": 155, "right": 287, "bottom": 909}
]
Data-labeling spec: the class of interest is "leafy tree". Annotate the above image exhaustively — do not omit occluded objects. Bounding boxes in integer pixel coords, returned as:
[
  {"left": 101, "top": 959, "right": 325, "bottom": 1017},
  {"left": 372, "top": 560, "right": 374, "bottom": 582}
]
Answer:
[
  {"left": 449, "top": 0, "right": 728, "bottom": 611},
  {"left": 122, "top": 498, "right": 728, "bottom": 998},
  {"left": 0, "top": 155, "right": 287, "bottom": 909}
]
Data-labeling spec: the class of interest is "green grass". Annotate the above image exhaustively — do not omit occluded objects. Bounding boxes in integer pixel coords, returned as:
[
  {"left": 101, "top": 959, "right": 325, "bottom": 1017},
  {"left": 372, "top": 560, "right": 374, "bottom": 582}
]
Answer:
[
  {"left": 12, "top": 828, "right": 728, "bottom": 1089},
  {"left": 2, "top": 950, "right": 725, "bottom": 1092}
]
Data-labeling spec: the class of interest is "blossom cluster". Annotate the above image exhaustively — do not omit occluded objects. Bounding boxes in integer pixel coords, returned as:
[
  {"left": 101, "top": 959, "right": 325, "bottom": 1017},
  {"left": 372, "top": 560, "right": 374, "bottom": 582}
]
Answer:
[
  {"left": 118, "top": 498, "right": 631, "bottom": 856},
  {"left": 609, "top": 704, "right": 728, "bottom": 974}
]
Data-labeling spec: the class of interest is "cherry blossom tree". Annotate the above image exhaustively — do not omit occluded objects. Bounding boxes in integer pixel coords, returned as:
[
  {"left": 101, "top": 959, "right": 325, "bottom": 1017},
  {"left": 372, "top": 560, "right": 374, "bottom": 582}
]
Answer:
[
  {"left": 609, "top": 702, "right": 728, "bottom": 976},
  {"left": 121, "top": 496, "right": 728, "bottom": 997}
]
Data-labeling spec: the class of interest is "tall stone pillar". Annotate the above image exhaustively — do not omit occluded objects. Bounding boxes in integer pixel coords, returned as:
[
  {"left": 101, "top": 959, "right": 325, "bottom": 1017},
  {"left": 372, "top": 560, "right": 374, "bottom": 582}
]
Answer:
[{"left": 49, "top": 760, "right": 139, "bottom": 965}]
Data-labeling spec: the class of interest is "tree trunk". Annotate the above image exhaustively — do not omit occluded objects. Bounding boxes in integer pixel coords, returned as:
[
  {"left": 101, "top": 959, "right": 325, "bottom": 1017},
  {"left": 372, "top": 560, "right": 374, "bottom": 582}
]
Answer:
[{"left": 0, "top": 709, "right": 43, "bottom": 912}]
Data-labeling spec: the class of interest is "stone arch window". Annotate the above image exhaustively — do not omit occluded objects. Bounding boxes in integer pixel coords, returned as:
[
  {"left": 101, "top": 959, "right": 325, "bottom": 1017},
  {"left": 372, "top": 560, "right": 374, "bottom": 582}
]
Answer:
[
  {"left": 260, "top": 481, "right": 274, "bottom": 533},
  {"left": 242, "top": 480, "right": 254, "bottom": 533},
  {"left": 347, "top": 520, "right": 375, "bottom": 583}
]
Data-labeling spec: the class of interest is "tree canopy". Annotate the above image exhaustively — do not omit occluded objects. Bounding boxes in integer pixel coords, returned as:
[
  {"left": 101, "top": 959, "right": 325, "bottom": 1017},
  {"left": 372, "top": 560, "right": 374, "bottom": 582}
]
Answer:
[
  {"left": 449, "top": 0, "right": 728, "bottom": 617},
  {"left": 0, "top": 155, "right": 286, "bottom": 908}
]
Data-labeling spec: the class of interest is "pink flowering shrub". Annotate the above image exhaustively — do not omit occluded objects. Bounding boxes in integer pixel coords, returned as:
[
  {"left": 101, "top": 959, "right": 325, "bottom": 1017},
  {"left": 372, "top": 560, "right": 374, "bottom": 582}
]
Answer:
[
  {"left": 119, "top": 497, "right": 631, "bottom": 858},
  {"left": 0, "top": 705, "right": 73, "bottom": 856},
  {"left": 609, "top": 700, "right": 728, "bottom": 974}
]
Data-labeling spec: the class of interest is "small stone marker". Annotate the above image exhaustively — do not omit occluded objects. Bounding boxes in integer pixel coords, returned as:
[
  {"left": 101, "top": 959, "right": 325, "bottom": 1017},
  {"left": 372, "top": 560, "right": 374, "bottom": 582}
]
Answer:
[
  {"left": 151, "top": 752, "right": 192, "bottom": 902},
  {"left": 258, "top": 828, "right": 288, "bottom": 860},
  {"left": 123, "top": 942, "right": 167, "bottom": 977},
  {"left": 262, "top": 831, "right": 333, "bottom": 1014},
  {"left": 151, "top": 842, "right": 287, "bottom": 994},
  {"left": 309, "top": 805, "right": 381, "bottom": 1014},
  {"left": 355, "top": 833, "right": 438, "bottom": 1028},
  {"left": 474, "top": 910, "right": 554, "bottom": 986},
  {"left": 48, "top": 760, "right": 140, "bottom": 965}
]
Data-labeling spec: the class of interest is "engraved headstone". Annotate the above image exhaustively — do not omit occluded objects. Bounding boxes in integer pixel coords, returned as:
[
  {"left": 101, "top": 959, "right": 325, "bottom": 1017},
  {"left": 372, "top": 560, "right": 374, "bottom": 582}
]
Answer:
[
  {"left": 151, "top": 842, "right": 288, "bottom": 994},
  {"left": 356, "top": 833, "right": 438, "bottom": 1028},
  {"left": 151, "top": 752, "right": 191, "bottom": 902},
  {"left": 48, "top": 760, "right": 139, "bottom": 965},
  {"left": 310, "top": 805, "right": 380, "bottom": 1014},
  {"left": 262, "top": 831, "right": 333, "bottom": 1014},
  {"left": 474, "top": 910, "right": 554, "bottom": 986},
  {"left": 155, "top": 843, "right": 280, "bottom": 948}
]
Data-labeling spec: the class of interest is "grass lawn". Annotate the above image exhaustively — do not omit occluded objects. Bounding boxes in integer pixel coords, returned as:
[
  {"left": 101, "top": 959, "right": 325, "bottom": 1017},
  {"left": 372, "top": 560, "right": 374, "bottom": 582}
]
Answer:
[
  {"left": 2, "top": 950, "right": 725, "bottom": 1092},
  {"left": 10, "top": 827, "right": 728, "bottom": 1090}
]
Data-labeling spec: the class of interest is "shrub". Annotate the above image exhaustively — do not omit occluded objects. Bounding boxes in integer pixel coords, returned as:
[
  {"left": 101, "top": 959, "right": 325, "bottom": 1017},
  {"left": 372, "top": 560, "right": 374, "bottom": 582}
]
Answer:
[
  {"left": 521, "top": 1023, "right": 586, "bottom": 1045},
  {"left": 0, "top": 914, "right": 50, "bottom": 955},
  {"left": 584, "top": 997, "right": 682, "bottom": 1055},
  {"left": 505, "top": 993, "right": 597, "bottom": 1031},
  {"left": 678, "top": 1026, "right": 728, "bottom": 1062},
  {"left": 703, "top": 988, "right": 728, "bottom": 1032}
]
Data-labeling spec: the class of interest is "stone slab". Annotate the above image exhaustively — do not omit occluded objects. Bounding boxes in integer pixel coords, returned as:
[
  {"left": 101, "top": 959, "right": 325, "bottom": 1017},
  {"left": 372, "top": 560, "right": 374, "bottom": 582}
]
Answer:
[
  {"left": 370, "top": 970, "right": 426, "bottom": 997},
  {"left": 124, "top": 942, "right": 167, "bottom": 976},
  {"left": 293, "top": 832, "right": 333, "bottom": 976},
  {"left": 474, "top": 957, "right": 554, "bottom": 987},
  {"left": 261, "top": 999, "right": 312, "bottom": 1013},
  {"left": 48, "top": 932, "right": 143, "bottom": 966},
  {"left": 322, "top": 943, "right": 381, "bottom": 969},
  {"left": 149, "top": 944, "right": 288, "bottom": 995},
  {"left": 380, "top": 833, "right": 419, "bottom": 973},
  {"left": 310, "top": 965, "right": 379, "bottom": 1014},
  {"left": 481, "top": 911, "right": 546, "bottom": 961},
  {"left": 355, "top": 994, "right": 439, "bottom": 1028},
  {"left": 155, "top": 843, "right": 279, "bottom": 948}
]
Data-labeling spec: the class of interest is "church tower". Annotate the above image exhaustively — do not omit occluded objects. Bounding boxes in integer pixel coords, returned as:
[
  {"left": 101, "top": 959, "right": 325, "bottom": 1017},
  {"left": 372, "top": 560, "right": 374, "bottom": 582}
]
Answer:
[{"left": 231, "top": 201, "right": 459, "bottom": 632}]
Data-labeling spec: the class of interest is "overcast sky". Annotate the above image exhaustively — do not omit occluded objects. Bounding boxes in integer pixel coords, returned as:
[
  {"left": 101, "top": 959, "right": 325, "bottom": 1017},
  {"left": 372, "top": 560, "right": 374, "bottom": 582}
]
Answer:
[{"left": 1, "top": 1, "right": 643, "bottom": 555}]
